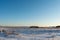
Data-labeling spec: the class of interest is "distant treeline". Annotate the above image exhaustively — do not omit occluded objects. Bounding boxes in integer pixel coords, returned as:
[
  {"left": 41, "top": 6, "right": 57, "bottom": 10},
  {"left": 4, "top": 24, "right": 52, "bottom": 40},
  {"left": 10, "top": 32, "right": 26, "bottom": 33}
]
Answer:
[
  {"left": 29, "top": 26, "right": 60, "bottom": 28},
  {"left": 0, "top": 25, "right": 60, "bottom": 28}
]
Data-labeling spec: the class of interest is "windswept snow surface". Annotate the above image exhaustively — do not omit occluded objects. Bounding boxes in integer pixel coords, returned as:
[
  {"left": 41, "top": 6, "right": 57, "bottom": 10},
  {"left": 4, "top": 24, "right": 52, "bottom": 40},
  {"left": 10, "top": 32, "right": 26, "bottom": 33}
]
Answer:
[{"left": 0, "top": 28, "right": 60, "bottom": 40}]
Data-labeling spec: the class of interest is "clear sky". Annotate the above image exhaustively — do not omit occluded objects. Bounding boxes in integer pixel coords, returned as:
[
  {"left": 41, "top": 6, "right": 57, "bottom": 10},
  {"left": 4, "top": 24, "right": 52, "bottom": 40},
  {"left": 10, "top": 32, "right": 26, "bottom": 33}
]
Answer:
[{"left": 0, "top": 0, "right": 60, "bottom": 26}]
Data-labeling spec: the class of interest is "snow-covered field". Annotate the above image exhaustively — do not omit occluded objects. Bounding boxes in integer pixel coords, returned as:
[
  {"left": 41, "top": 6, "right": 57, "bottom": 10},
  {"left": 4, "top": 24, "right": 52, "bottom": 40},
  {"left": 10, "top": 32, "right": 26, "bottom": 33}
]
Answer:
[{"left": 0, "top": 28, "right": 60, "bottom": 40}]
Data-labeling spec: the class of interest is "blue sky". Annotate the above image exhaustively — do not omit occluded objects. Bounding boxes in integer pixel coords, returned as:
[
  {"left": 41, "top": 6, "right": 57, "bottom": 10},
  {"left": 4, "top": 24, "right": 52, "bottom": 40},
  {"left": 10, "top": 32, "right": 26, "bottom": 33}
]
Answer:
[{"left": 0, "top": 0, "right": 60, "bottom": 26}]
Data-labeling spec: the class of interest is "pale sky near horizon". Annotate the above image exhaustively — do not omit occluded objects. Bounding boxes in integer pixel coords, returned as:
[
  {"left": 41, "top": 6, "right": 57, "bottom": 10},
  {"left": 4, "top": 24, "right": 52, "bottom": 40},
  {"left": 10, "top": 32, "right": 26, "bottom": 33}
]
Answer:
[{"left": 0, "top": 0, "right": 60, "bottom": 26}]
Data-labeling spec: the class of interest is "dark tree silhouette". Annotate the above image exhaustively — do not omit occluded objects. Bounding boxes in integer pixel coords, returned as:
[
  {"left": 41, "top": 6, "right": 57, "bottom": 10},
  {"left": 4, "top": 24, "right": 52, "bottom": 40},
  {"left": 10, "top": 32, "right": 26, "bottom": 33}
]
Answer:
[
  {"left": 56, "top": 26, "right": 60, "bottom": 28},
  {"left": 29, "top": 26, "right": 39, "bottom": 28}
]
